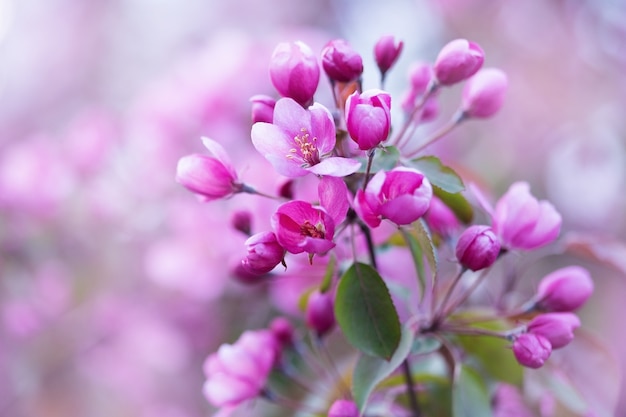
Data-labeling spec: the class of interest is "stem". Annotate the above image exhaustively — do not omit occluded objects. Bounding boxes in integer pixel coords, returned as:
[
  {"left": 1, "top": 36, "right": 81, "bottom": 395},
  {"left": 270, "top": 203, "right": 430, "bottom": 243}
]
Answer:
[
  {"left": 362, "top": 148, "right": 376, "bottom": 191},
  {"left": 405, "top": 110, "right": 466, "bottom": 158},
  {"left": 392, "top": 81, "right": 438, "bottom": 145},
  {"left": 402, "top": 359, "right": 422, "bottom": 417},
  {"left": 439, "top": 324, "right": 512, "bottom": 339},
  {"left": 242, "top": 184, "right": 287, "bottom": 201},
  {"left": 433, "top": 268, "right": 467, "bottom": 323},
  {"left": 360, "top": 222, "right": 378, "bottom": 269},
  {"left": 441, "top": 268, "right": 491, "bottom": 318}
]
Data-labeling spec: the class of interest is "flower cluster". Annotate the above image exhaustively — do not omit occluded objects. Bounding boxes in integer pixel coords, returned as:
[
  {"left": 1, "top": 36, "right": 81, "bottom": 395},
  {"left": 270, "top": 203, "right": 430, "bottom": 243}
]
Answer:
[{"left": 177, "top": 36, "right": 598, "bottom": 417}]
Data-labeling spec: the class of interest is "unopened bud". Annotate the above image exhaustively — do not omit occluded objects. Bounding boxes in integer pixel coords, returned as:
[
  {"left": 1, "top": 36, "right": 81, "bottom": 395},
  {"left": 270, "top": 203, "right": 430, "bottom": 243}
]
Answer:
[
  {"left": 374, "top": 35, "right": 403, "bottom": 78},
  {"left": 434, "top": 39, "right": 484, "bottom": 86},
  {"left": 328, "top": 399, "right": 359, "bottom": 417},
  {"left": 269, "top": 41, "right": 320, "bottom": 107},
  {"left": 512, "top": 333, "right": 551, "bottom": 369},
  {"left": 321, "top": 39, "right": 363, "bottom": 83},
  {"left": 527, "top": 313, "right": 580, "bottom": 349},
  {"left": 306, "top": 290, "right": 335, "bottom": 337},
  {"left": 241, "top": 231, "right": 285, "bottom": 275},
  {"left": 455, "top": 225, "right": 500, "bottom": 271},
  {"left": 231, "top": 210, "right": 253, "bottom": 235},
  {"left": 270, "top": 316, "right": 294, "bottom": 348},
  {"left": 250, "top": 94, "right": 276, "bottom": 123},
  {"left": 461, "top": 68, "right": 508, "bottom": 118},
  {"left": 535, "top": 266, "right": 593, "bottom": 312}
]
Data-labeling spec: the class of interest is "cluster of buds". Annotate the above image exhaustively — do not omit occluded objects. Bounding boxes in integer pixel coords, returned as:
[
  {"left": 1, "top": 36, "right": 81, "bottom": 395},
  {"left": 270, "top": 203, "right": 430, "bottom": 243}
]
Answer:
[{"left": 176, "top": 35, "right": 596, "bottom": 417}]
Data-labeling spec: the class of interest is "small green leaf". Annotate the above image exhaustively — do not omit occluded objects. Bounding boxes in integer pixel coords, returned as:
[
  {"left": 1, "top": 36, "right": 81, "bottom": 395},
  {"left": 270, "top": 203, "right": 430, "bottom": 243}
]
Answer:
[
  {"left": 352, "top": 325, "right": 414, "bottom": 411},
  {"left": 434, "top": 186, "right": 474, "bottom": 224},
  {"left": 453, "top": 365, "right": 493, "bottom": 417},
  {"left": 335, "top": 262, "right": 401, "bottom": 359},
  {"left": 411, "top": 156, "right": 464, "bottom": 194},
  {"left": 356, "top": 146, "right": 400, "bottom": 173},
  {"left": 411, "top": 335, "right": 441, "bottom": 355},
  {"left": 399, "top": 220, "right": 437, "bottom": 302},
  {"left": 320, "top": 255, "right": 336, "bottom": 293}
]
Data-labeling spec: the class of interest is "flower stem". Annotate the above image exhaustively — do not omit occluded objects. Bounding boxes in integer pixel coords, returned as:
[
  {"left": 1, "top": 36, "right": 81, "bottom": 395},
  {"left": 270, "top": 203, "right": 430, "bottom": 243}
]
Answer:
[
  {"left": 402, "top": 359, "right": 422, "bottom": 417},
  {"left": 393, "top": 81, "right": 438, "bottom": 145},
  {"left": 362, "top": 148, "right": 376, "bottom": 191},
  {"left": 405, "top": 110, "right": 466, "bottom": 158},
  {"left": 433, "top": 268, "right": 467, "bottom": 324}
]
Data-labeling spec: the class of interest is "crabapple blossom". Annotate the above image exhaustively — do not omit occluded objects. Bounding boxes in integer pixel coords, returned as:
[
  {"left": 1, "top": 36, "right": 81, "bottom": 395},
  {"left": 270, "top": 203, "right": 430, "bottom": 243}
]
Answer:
[
  {"left": 251, "top": 97, "right": 360, "bottom": 177},
  {"left": 434, "top": 39, "right": 484, "bottom": 86},
  {"left": 306, "top": 290, "right": 336, "bottom": 337},
  {"left": 321, "top": 39, "right": 363, "bottom": 83},
  {"left": 512, "top": 333, "right": 552, "bottom": 369},
  {"left": 455, "top": 225, "right": 501, "bottom": 271},
  {"left": 345, "top": 89, "right": 392, "bottom": 150},
  {"left": 492, "top": 182, "right": 562, "bottom": 250},
  {"left": 328, "top": 399, "right": 359, "bottom": 417},
  {"left": 461, "top": 68, "right": 508, "bottom": 118},
  {"left": 527, "top": 313, "right": 581, "bottom": 349},
  {"left": 535, "top": 266, "right": 593, "bottom": 312},
  {"left": 271, "top": 201, "right": 336, "bottom": 256},
  {"left": 241, "top": 231, "right": 285, "bottom": 275},
  {"left": 374, "top": 35, "right": 403, "bottom": 78},
  {"left": 269, "top": 41, "right": 320, "bottom": 106},
  {"left": 424, "top": 195, "right": 459, "bottom": 238},
  {"left": 354, "top": 167, "right": 432, "bottom": 228}
]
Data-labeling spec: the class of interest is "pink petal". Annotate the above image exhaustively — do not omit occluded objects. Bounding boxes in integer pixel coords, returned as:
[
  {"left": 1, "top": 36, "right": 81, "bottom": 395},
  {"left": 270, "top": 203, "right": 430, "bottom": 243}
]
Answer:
[
  {"left": 318, "top": 176, "right": 349, "bottom": 225},
  {"left": 308, "top": 157, "right": 360, "bottom": 177}
]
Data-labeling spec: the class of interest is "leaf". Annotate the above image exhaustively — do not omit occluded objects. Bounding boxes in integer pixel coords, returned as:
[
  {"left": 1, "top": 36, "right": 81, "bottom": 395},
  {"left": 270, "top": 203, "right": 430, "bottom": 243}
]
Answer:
[
  {"left": 411, "top": 156, "right": 465, "bottom": 194},
  {"left": 335, "top": 262, "right": 401, "bottom": 359},
  {"left": 352, "top": 325, "right": 414, "bottom": 412},
  {"left": 319, "top": 254, "right": 336, "bottom": 293},
  {"left": 433, "top": 186, "right": 474, "bottom": 224},
  {"left": 452, "top": 365, "right": 493, "bottom": 417},
  {"left": 399, "top": 220, "right": 437, "bottom": 302},
  {"left": 356, "top": 145, "right": 400, "bottom": 173}
]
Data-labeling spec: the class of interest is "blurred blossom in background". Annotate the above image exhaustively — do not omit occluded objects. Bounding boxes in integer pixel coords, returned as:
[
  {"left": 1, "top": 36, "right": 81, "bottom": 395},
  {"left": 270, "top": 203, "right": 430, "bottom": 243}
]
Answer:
[{"left": 0, "top": 0, "right": 624, "bottom": 416}]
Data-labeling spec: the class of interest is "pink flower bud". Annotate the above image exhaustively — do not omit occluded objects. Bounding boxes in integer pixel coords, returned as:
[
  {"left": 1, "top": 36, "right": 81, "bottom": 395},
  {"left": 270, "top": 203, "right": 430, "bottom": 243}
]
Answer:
[
  {"left": 492, "top": 182, "right": 562, "bottom": 250},
  {"left": 345, "top": 89, "right": 392, "bottom": 150},
  {"left": 527, "top": 313, "right": 580, "bottom": 349},
  {"left": 328, "top": 399, "right": 359, "bottom": 417},
  {"left": 231, "top": 210, "right": 253, "bottom": 235},
  {"left": 536, "top": 266, "right": 593, "bottom": 312},
  {"left": 455, "top": 225, "right": 501, "bottom": 271},
  {"left": 176, "top": 137, "right": 242, "bottom": 201},
  {"left": 434, "top": 39, "right": 484, "bottom": 86},
  {"left": 424, "top": 195, "right": 459, "bottom": 238},
  {"left": 461, "top": 68, "right": 508, "bottom": 118},
  {"left": 250, "top": 94, "right": 276, "bottom": 123},
  {"left": 374, "top": 35, "right": 403, "bottom": 77},
  {"left": 269, "top": 41, "right": 320, "bottom": 107},
  {"left": 272, "top": 200, "right": 336, "bottom": 256},
  {"left": 321, "top": 39, "right": 364, "bottom": 83},
  {"left": 354, "top": 167, "right": 433, "bottom": 228},
  {"left": 241, "top": 231, "right": 285, "bottom": 275},
  {"left": 270, "top": 316, "right": 294, "bottom": 347},
  {"left": 408, "top": 62, "right": 434, "bottom": 93},
  {"left": 306, "top": 290, "right": 335, "bottom": 337},
  {"left": 512, "top": 333, "right": 552, "bottom": 369}
]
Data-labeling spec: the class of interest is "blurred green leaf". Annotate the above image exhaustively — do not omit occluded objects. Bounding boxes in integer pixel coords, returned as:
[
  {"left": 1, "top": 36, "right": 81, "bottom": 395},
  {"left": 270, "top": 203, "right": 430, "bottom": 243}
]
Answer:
[
  {"left": 399, "top": 220, "right": 437, "bottom": 302},
  {"left": 335, "top": 262, "right": 401, "bottom": 360},
  {"left": 433, "top": 186, "right": 474, "bottom": 224},
  {"left": 356, "top": 145, "right": 400, "bottom": 173},
  {"left": 452, "top": 365, "right": 492, "bottom": 417},
  {"left": 320, "top": 254, "right": 336, "bottom": 293},
  {"left": 410, "top": 156, "right": 464, "bottom": 194}
]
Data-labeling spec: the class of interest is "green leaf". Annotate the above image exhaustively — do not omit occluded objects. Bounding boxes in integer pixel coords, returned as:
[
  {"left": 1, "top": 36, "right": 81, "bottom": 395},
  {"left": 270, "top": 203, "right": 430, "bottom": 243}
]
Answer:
[
  {"left": 433, "top": 186, "right": 474, "bottom": 224},
  {"left": 452, "top": 365, "right": 493, "bottom": 417},
  {"left": 356, "top": 146, "right": 400, "bottom": 173},
  {"left": 411, "top": 335, "right": 441, "bottom": 355},
  {"left": 399, "top": 220, "right": 437, "bottom": 302},
  {"left": 352, "top": 325, "right": 414, "bottom": 411},
  {"left": 411, "top": 156, "right": 465, "bottom": 194},
  {"left": 335, "top": 262, "right": 401, "bottom": 360},
  {"left": 320, "top": 254, "right": 336, "bottom": 293}
]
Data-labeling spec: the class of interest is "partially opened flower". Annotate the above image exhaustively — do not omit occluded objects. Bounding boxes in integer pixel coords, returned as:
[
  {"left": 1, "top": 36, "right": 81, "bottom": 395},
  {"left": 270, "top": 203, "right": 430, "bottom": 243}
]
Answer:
[
  {"left": 272, "top": 201, "right": 336, "bottom": 256},
  {"left": 251, "top": 98, "right": 361, "bottom": 178},
  {"left": 345, "top": 89, "right": 392, "bottom": 150},
  {"left": 241, "top": 231, "right": 285, "bottom": 275},
  {"left": 269, "top": 41, "right": 320, "bottom": 106}
]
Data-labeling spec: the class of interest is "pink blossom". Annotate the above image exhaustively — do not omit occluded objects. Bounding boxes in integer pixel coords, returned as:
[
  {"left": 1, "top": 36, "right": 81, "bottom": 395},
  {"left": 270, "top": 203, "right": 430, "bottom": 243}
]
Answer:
[
  {"left": 512, "top": 333, "right": 552, "bottom": 369},
  {"left": 492, "top": 182, "right": 562, "bottom": 250},
  {"left": 321, "top": 39, "right": 363, "bottom": 82},
  {"left": 535, "top": 266, "right": 593, "bottom": 312},
  {"left": 203, "top": 330, "right": 278, "bottom": 408},
  {"left": 424, "top": 195, "right": 459, "bottom": 237},
  {"left": 354, "top": 167, "right": 433, "bottom": 228},
  {"left": 434, "top": 39, "right": 484, "bottom": 86},
  {"left": 241, "top": 231, "right": 285, "bottom": 275},
  {"left": 176, "top": 137, "right": 242, "bottom": 201},
  {"left": 306, "top": 290, "right": 336, "bottom": 337},
  {"left": 269, "top": 41, "right": 320, "bottom": 107},
  {"left": 272, "top": 201, "right": 336, "bottom": 256},
  {"left": 249, "top": 94, "right": 276, "bottom": 123},
  {"left": 328, "top": 399, "right": 359, "bottom": 417},
  {"left": 345, "top": 89, "right": 392, "bottom": 150},
  {"left": 461, "top": 68, "right": 508, "bottom": 118},
  {"left": 527, "top": 313, "right": 580, "bottom": 349},
  {"left": 455, "top": 225, "right": 501, "bottom": 271},
  {"left": 251, "top": 97, "right": 360, "bottom": 177},
  {"left": 374, "top": 35, "right": 404, "bottom": 77}
]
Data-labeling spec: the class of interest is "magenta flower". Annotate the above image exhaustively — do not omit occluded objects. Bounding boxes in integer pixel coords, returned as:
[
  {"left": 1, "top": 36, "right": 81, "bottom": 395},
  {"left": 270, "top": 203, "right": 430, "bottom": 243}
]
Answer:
[
  {"left": 269, "top": 41, "right": 320, "bottom": 107},
  {"left": 203, "top": 329, "right": 278, "bottom": 408},
  {"left": 455, "top": 225, "right": 501, "bottom": 271},
  {"left": 354, "top": 167, "right": 433, "bottom": 228},
  {"left": 535, "top": 266, "right": 593, "bottom": 312},
  {"left": 249, "top": 94, "right": 276, "bottom": 123},
  {"left": 306, "top": 290, "right": 336, "bottom": 337},
  {"left": 272, "top": 201, "right": 336, "bottom": 256},
  {"left": 345, "top": 89, "right": 392, "bottom": 151},
  {"left": 241, "top": 231, "right": 285, "bottom": 275},
  {"left": 424, "top": 195, "right": 459, "bottom": 238},
  {"left": 176, "top": 137, "right": 243, "bottom": 201},
  {"left": 512, "top": 333, "right": 552, "bottom": 369},
  {"left": 251, "top": 97, "right": 360, "bottom": 177},
  {"left": 492, "top": 182, "right": 562, "bottom": 250},
  {"left": 328, "top": 399, "right": 360, "bottom": 417},
  {"left": 527, "top": 313, "right": 581, "bottom": 349},
  {"left": 321, "top": 39, "right": 363, "bottom": 83},
  {"left": 461, "top": 68, "right": 508, "bottom": 118},
  {"left": 434, "top": 39, "right": 484, "bottom": 86},
  {"left": 374, "top": 35, "right": 404, "bottom": 77}
]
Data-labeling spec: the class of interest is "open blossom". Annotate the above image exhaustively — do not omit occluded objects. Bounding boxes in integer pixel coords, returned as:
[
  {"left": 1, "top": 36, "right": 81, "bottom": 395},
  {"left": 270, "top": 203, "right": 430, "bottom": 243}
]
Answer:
[
  {"left": 535, "top": 266, "right": 593, "bottom": 312},
  {"left": 251, "top": 97, "right": 361, "bottom": 177},
  {"left": 345, "top": 89, "right": 392, "bottom": 150},
  {"left": 512, "top": 333, "right": 552, "bottom": 369},
  {"left": 492, "top": 182, "right": 562, "bottom": 250},
  {"left": 203, "top": 329, "right": 278, "bottom": 408},
  {"left": 176, "top": 137, "right": 243, "bottom": 201},
  {"left": 269, "top": 41, "right": 320, "bottom": 106},
  {"left": 354, "top": 167, "right": 433, "bottom": 228},
  {"left": 321, "top": 39, "right": 363, "bottom": 82},
  {"left": 434, "top": 39, "right": 484, "bottom": 86}
]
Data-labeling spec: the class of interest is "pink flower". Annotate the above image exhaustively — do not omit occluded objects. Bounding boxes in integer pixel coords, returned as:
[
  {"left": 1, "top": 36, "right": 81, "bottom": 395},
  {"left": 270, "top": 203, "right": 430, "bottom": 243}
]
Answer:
[
  {"left": 354, "top": 167, "right": 433, "bottom": 228},
  {"left": 492, "top": 182, "right": 562, "bottom": 250},
  {"left": 249, "top": 94, "right": 276, "bottom": 123},
  {"left": 269, "top": 41, "right": 320, "bottom": 107},
  {"left": 434, "top": 39, "right": 484, "bottom": 86},
  {"left": 424, "top": 195, "right": 459, "bottom": 237},
  {"left": 345, "top": 89, "right": 392, "bottom": 150},
  {"left": 527, "top": 313, "right": 580, "bottom": 349},
  {"left": 251, "top": 98, "right": 361, "bottom": 178},
  {"left": 241, "top": 231, "right": 285, "bottom": 275},
  {"left": 306, "top": 290, "right": 336, "bottom": 337},
  {"left": 203, "top": 329, "right": 278, "bottom": 408},
  {"left": 272, "top": 201, "right": 336, "bottom": 256},
  {"left": 512, "top": 333, "right": 552, "bottom": 369},
  {"left": 328, "top": 399, "right": 359, "bottom": 417},
  {"left": 176, "top": 137, "right": 242, "bottom": 201},
  {"left": 374, "top": 35, "right": 404, "bottom": 77},
  {"left": 321, "top": 39, "right": 363, "bottom": 82},
  {"left": 461, "top": 68, "right": 508, "bottom": 118},
  {"left": 455, "top": 225, "right": 501, "bottom": 271},
  {"left": 535, "top": 266, "right": 593, "bottom": 312}
]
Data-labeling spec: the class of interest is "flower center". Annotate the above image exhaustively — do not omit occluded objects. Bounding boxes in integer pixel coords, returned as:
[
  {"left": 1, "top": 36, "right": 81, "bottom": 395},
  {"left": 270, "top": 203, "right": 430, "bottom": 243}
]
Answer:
[
  {"left": 287, "top": 128, "right": 321, "bottom": 167},
  {"left": 300, "top": 220, "right": 325, "bottom": 239}
]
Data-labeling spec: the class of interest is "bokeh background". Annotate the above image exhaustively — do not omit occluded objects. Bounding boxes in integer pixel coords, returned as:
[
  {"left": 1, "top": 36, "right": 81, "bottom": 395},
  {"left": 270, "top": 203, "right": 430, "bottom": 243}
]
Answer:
[{"left": 0, "top": 0, "right": 625, "bottom": 416}]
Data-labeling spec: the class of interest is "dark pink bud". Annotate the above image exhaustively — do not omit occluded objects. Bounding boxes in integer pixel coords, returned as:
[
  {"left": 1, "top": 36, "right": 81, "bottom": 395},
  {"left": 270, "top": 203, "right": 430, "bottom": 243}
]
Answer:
[
  {"left": 241, "top": 231, "right": 285, "bottom": 275},
  {"left": 527, "top": 313, "right": 580, "bottom": 349},
  {"left": 232, "top": 263, "right": 267, "bottom": 285},
  {"left": 512, "top": 333, "right": 552, "bottom": 369},
  {"left": 321, "top": 39, "right": 364, "bottom": 83},
  {"left": 374, "top": 35, "right": 403, "bottom": 76},
  {"left": 536, "top": 266, "right": 593, "bottom": 312},
  {"left": 269, "top": 41, "right": 320, "bottom": 107},
  {"left": 345, "top": 89, "right": 392, "bottom": 150},
  {"left": 328, "top": 399, "right": 359, "bottom": 417},
  {"left": 424, "top": 195, "right": 460, "bottom": 238},
  {"left": 434, "top": 39, "right": 484, "bottom": 86},
  {"left": 461, "top": 68, "right": 508, "bottom": 118},
  {"left": 231, "top": 210, "right": 253, "bottom": 235},
  {"left": 455, "top": 225, "right": 500, "bottom": 271},
  {"left": 270, "top": 316, "right": 294, "bottom": 347},
  {"left": 250, "top": 94, "right": 276, "bottom": 123},
  {"left": 306, "top": 290, "right": 335, "bottom": 337}
]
